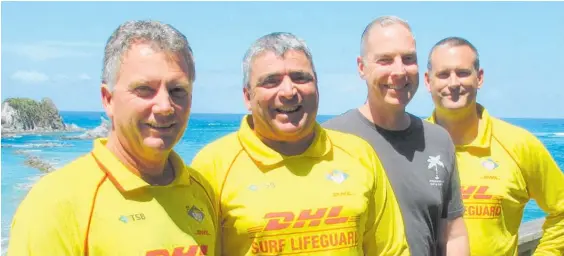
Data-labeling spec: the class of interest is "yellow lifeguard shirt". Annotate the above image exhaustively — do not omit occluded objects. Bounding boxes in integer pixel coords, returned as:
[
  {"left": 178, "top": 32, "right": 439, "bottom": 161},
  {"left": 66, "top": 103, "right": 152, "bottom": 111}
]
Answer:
[
  {"left": 428, "top": 105, "right": 564, "bottom": 256},
  {"left": 191, "top": 116, "right": 409, "bottom": 256},
  {"left": 8, "top": 138, "right": 218, "bottom": 256}
]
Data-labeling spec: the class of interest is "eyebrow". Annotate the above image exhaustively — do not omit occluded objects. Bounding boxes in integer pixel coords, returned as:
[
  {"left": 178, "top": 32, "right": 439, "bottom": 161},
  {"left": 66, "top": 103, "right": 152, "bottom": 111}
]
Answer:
[
  {"left": 127, "top": 79, "right": 192, "bottom": 89},
  {"left": 127, "top": 80, "right": 150, "bottom": 89},
  {"left": 371, "top": 51, "right": 417, "bottom": 58},
  {"left": 260, "top": 71, "right": 314, "bottom": 84}
]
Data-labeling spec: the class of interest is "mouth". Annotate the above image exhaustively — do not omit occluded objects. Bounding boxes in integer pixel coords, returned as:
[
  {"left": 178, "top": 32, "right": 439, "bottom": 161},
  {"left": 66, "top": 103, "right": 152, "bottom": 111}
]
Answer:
[
  {"left": 146, "top": 122, "right": 176, "bottom": 130},
  {"left": 383, "top": 83, "right": 410, "bottom": 90},
  {"left": 275, "top": 105, "right": 302, "bottom": 114}
]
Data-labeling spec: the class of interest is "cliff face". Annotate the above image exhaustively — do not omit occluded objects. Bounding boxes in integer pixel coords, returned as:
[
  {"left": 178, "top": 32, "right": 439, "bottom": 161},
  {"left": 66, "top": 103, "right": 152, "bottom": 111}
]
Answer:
[{"left": 1, "top": 97, "right": 66, "bottom": 133}]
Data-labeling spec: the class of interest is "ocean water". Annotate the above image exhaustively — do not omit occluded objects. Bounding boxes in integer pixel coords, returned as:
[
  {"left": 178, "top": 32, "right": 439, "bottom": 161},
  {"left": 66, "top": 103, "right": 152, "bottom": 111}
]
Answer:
[{"left": 1, "top": 112, "right": 563, "bottom": 253}]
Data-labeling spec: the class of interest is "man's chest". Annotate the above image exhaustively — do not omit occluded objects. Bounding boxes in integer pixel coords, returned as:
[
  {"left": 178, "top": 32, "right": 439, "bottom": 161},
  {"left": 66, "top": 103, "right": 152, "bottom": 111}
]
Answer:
[
  {"left": 456, "top": 148, "right": 529, "bottom": 219},
  {"left": 220, "top": 161, "right": 374, "bottom": 254},
  {"left": 87, "top": 187, "right": 216, "bottom": 256}
]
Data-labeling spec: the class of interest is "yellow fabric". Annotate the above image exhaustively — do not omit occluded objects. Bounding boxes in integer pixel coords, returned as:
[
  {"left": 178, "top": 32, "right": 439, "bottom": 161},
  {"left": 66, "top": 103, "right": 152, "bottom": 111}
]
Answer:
[
  {"left": 191, "top": 115, "right": 409, "bottom": 256},
  {"left": 8, "top": 138, "right": 218, "bottom": 256},
  {"left": 428, "top": 105, "right": 564, "bottom": 256}
]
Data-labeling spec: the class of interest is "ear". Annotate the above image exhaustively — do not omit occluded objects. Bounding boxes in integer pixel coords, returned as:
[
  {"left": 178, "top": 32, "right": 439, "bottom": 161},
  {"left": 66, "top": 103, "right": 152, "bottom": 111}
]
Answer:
[
  {"left": 101, "top": 84, "right": 114, "bottom": 119},
  {"left": 424, "top": 71, "right": 432, "bottom": 92},
  {"left": 357, "top": 56, "right": 366, "bottom": 79},
  {"left": 243, "top": 86, "right": 252, "bottom": 111},
  {"left": 477, "top": 68, "right": 484, "bottom": 89}
]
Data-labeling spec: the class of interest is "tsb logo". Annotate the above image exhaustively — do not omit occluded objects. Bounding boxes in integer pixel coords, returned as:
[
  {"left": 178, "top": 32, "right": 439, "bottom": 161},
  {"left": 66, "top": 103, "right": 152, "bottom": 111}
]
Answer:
[
  {"left": 145, "top": 245, "right": 207, "bottom": 256},
  {"left": 259, "top": 206, "right": 349, "bottom": 232}
]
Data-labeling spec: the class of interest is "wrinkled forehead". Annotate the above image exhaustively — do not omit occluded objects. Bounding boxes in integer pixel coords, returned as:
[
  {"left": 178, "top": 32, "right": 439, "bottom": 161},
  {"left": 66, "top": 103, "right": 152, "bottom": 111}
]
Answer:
[{"left": 250, "top": 50, "right": 314, "bottom": 76}]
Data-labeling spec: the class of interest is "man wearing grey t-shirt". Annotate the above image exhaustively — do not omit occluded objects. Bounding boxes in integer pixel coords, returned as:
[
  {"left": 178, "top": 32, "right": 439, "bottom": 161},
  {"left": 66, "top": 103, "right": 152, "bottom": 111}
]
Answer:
[{"left": 323, "top": 16, "right": 469, "bottom": 256}]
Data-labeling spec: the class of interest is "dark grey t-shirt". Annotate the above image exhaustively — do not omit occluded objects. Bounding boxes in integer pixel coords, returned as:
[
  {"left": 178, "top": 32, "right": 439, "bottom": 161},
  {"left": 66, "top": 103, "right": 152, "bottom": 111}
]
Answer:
[{"left": 322, "top": 109, "right": 464, "bottom": 256}]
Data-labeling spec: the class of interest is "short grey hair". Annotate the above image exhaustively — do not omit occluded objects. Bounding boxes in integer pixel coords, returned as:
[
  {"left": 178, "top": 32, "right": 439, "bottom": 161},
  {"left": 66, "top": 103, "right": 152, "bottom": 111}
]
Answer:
[
  {"left": 242, "top": 32, "right": 317, "bottom": 88},
  {"left": 427, "top": 36, "right": 480, "bottom": 71},
  {"left": 102, "top": 20, "right": 195, "bottom": 90},
  {"left": 360, "top": 15, "right": 414, "bottom": 56}
]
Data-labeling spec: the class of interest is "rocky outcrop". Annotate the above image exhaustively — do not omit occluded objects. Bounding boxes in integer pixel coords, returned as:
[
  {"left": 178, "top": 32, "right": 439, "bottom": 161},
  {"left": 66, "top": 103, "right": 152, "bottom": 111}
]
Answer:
[
  {"left": 61, "top": 117, "right": 110, "bottom": 140},
  {"left": 14, "top": 150, "right": 56, "bottom": 173},
  {"left": 1, "top": 97, "right": 80, "bottom": 135}
]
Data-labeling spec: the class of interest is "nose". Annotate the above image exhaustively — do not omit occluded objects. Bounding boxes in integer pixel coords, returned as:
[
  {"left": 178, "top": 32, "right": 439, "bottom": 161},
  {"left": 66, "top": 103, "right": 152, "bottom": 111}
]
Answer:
[
  {"left": 390, "top": 57, "right": 407, "bottom": 82},
  {"left": 278, "top": 75, "right": 297, "bottom": 100},
  {"left": 153, "top": 88, "right": 174, "bottom": 115},
  {"left": 447, "top": 71, "right": 461, "bottom": 88}
]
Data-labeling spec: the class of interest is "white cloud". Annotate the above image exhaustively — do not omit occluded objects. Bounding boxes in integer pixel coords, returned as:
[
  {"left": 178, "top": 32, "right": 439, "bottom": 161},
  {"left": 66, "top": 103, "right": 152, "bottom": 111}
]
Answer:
[
  {"left": 5, "top": 41, "right": 102, "bottom": 61},
  {"left": 11, "top": 71, "right": 50, "bottom": 83},
  {"left": 78, "top": 73, "right": 92, "bottom": 80}
]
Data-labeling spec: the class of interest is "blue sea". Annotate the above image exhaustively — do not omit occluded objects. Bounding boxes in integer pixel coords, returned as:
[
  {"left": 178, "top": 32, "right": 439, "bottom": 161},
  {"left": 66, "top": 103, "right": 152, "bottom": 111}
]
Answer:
[{"left": 2, "top": 111, "right": 564, "bottom": 253}]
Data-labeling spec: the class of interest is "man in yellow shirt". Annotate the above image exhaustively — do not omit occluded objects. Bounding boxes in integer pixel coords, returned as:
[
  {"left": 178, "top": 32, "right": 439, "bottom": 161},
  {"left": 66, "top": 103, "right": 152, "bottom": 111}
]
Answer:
[
  {"left": 425, "top": 36, "right": 564, "bottom": 255},
  {"left": 191, "top": 32, "right": 409, "bottom": 255},
  {"left": 8, "top": 20, "right": 218, "bottom": 256}
]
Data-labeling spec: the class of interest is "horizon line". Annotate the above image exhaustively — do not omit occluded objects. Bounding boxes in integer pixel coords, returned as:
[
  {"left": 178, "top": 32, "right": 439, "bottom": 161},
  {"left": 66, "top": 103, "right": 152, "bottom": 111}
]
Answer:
[{"left": 57, "top": 110, "right": 564, "bottom": 120}]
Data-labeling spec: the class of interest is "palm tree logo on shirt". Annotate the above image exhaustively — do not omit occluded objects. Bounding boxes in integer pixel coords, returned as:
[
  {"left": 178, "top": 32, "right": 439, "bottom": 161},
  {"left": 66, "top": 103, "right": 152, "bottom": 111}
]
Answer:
[{"left": 427, "top": 155, "right": 444, "bottom": 180}]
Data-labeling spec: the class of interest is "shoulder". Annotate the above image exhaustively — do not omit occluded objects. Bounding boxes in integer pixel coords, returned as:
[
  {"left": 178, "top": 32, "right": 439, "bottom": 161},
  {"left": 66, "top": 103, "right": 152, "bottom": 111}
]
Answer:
[
  {"left": 489, "top": 117, "right": 545, "bottom": 158},
  {"left": 491, "top": 117, "right": 537, "bottom": 143},
  {"left": 192, "top": 132, "right": 242, "bottom": 164},
  {"left": 420, "top": 116, "right": 454, "bottom": 145},
  {"left": 26, "top": 153, "right": 105, "bottom": 202},
  {"left": 325, "top": 128, "right": 376, "bottom": 156},
  {"left": 14, "top": 153, "right": 106, "bottom": 224},
  {"left": 190, "top": 132, "right": 244, "bottom": 186},
  {"left": 322, "top": 109, "right": 360, "bottom": 130}
]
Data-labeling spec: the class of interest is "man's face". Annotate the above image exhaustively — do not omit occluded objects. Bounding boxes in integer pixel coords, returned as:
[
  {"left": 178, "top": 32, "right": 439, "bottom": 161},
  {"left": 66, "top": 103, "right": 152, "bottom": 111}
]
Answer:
[
  {"left": 102, "top": 43, "right": 192, "bottom": 157},
  {"left": 244, "top": 50, "right": 318, "bottom": 143},
  {"left": 358, "top": 24, "right": 419, "bottom": 109},
  {"left": 425, "top": 45, "right": 483, "bottom": 111}
]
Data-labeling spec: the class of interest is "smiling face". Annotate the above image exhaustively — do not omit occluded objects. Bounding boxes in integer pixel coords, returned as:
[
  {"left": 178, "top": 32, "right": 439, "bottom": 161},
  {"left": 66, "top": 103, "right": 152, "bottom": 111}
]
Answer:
[
  {"left": 102, "top": 42, "right": 192, "bottom": 158},
  {"left": 358, "top": 23, "right": 419, "bottom": 109},
  {"left": 425, "top": 44, "right": 483, "bottom": 111},
  {"left": 243, "top": 49, "right": 318, "bottom": 143}
]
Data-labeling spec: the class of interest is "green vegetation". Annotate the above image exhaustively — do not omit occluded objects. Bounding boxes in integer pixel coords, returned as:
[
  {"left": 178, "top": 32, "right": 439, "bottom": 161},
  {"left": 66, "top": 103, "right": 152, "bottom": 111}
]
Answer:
[{"left": 4, "top": 97, "right": 64, "bottom": 130}]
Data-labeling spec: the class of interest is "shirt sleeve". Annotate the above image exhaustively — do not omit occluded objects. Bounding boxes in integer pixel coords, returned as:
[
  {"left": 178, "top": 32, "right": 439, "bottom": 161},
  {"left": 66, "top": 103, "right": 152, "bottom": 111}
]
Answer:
[
  {"left": 7, "top": 178, "right": 82, "bottom": 256},
  {"left": 443, "top": 138, "right": 465, "bottom": 220},
  {"left": 520, "top": 134, "right": 564, "bottom": 255},
  {"left": 362, "top": 147, "right": 410, "bottom": 255},
  {"left": 191, "top": 147, "right": 223, "bottom": 210},
  {"left": 190, "top": 146, "right": 225, "bottom": 256}
]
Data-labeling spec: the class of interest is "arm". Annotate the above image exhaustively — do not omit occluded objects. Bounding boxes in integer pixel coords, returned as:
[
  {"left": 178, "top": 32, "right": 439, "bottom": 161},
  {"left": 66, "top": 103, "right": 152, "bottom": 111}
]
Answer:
[
  {"left": 443, "top": 138, "right": 469, "bottom": 256},
  {"left": 191, "top": 146, "right": 225, "bottom": 256},
  {"left": 521, "top": 135, "right": 564, "bottom": 255},
  {"left": 7, "top": 179, "right": 81, "bottom": 255},
  {"left": 363, "top": 149, "right": 410, "bottom": 255},
  {"left": 445, "top": 217, "right": 470, "bottom": 256}
]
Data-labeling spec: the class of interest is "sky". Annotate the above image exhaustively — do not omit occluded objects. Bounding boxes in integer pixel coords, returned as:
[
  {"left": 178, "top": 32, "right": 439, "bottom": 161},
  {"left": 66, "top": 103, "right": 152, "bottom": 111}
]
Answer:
[{"left": 1, "top": 1, "right": 563, "bottom": 118}]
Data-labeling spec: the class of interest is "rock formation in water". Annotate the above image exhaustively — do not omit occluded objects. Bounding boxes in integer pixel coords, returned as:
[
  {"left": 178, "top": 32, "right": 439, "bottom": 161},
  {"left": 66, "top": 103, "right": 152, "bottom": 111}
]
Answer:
[
  {"left": 61, "top": 116, "right": 111, "bottom": 140},
  {"left": 1, "top": 97, "right": 81, "bottom": 135}
]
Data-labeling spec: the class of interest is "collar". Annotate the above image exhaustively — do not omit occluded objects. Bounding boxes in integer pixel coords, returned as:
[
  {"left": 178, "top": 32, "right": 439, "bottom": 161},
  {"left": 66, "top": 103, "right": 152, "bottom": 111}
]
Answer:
[
  {"left": 427, "top": 103, "right": 492, "bottom": 149},
  {"left": 91, "top": 138, "right": 191, "bottom": 192},
  {"left": 237, "top": 115, "right": 332, "bottom": 166}
]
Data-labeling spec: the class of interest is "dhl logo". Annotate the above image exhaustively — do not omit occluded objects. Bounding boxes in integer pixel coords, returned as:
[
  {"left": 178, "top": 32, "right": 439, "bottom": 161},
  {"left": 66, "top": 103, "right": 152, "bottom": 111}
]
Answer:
[
  {"left": 461, "top": 185, "right": 494, "bottom": 200},
  {"left": 146, "top": 245, "right": 208, "bottom": 256},
  {"left": 250, "top": 206, "right": 350, "bottom": 233}
]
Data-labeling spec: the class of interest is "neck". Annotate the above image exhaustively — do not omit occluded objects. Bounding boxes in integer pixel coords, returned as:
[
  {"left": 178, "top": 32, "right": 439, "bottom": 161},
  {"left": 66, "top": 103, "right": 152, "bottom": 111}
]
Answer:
[
  {"left": 434, "top": 103, "right": 480, "bottom": 145},
  {"left": 260, "top": 132, "right": 315, "bottom": 156},
  {"left": 105, "top": 134, "right": 175, "bottom": 185},
  {"left": 360, "top": 99, "right": 411, "bottom": 131}
]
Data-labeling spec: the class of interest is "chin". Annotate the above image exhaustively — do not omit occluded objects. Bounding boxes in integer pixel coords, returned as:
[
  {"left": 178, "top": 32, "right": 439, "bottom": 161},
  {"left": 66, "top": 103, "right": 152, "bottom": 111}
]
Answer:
[
  {"left": 440, "top": 100, "right": 468, "bottom": 110},
  {"left": 384, "top": 97, "right": 411, "bottom": 107},
  {"left": 276, "top": 124, "right": 314, "bottom": 140},
  {"left": 143, "top": 137, "right": 176, "bottom": 152}
]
